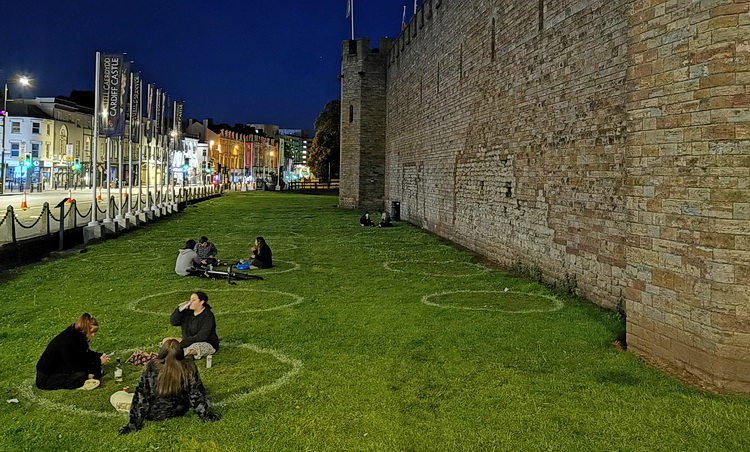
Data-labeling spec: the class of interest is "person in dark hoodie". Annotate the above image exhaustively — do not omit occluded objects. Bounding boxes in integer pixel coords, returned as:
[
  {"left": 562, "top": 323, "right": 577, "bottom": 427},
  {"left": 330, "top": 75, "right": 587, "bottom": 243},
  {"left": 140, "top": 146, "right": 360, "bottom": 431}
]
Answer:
[
  {"left": 175, "top": 239, "right": 208, "bottom": 276},
  {"left": 36, "top": 313, "right": 111, "bottom": 390},
  {"left": 359, "top": 211, "right": 374, "bottom": 226},
  {"left": 167, "top": 291, "right": 219, "bottom": 360}
]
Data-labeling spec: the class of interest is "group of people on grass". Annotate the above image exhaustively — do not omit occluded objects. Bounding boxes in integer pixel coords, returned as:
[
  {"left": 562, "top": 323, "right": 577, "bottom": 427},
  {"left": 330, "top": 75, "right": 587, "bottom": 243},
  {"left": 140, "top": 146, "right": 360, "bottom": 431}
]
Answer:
[
  {"left": 360, "top": 211, "right": 393, "bottom": 228},
  {"left": 35, "top": 291, "right": 220, "bottom": 434},
  {"left": 175, "top": 236, "right": 273, "bottom": 277}
]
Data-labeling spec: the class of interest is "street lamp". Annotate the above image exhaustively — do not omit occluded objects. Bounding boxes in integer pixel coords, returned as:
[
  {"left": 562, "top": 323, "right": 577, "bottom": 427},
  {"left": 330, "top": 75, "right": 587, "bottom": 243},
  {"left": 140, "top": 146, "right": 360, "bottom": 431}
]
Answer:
[{"left": 1, "top": 75, "right": 31, "bottom": 194}]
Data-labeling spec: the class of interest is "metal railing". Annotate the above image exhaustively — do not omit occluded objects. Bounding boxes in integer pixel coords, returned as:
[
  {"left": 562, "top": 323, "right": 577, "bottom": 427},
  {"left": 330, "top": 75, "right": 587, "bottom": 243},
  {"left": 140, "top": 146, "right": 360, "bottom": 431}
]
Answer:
[{"left": 0, "top": 185, "right": 222, "bottom": 245}]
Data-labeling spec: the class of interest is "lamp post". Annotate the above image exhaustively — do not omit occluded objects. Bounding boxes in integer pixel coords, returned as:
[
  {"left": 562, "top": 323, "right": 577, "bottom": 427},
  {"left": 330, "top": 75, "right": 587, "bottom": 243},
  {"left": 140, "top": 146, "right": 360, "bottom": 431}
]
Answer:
[{"left": 1, "top": 75, "right": 31, "bottom": 194}]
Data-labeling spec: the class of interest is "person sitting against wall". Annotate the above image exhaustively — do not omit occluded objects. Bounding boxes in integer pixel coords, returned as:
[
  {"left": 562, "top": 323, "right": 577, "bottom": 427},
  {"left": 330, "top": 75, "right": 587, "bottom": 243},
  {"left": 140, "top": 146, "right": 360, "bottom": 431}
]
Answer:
[
  {"left": 194, "top": 236, "right": 218, "bottom": 267},
  {"left": 118, "top": 338, "right": 220, "bottom": 434},
  {"left": 36, "top": 313, "right": 111, "bottom": 390},
  {"left": 167, "top": 291, "right": 219, "bottom": 360},
  {"left": 175, "top": 239, "right": 208, "bottom": 277},
  {"left": 378, "top": 212, "right": 393, "bottom": 227},
  {"left": 249, "top": 236, "right": 273, "bottom": 269},
  {"left": 360, "top": 211, "right": 375, "bottom": 227}
]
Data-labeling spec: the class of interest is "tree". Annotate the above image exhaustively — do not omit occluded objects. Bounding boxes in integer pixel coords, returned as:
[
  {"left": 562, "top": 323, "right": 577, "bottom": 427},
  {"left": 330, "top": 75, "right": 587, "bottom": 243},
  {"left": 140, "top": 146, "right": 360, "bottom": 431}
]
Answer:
[{"left": 308, "top": 100, "right": 340, "bottom": 181}]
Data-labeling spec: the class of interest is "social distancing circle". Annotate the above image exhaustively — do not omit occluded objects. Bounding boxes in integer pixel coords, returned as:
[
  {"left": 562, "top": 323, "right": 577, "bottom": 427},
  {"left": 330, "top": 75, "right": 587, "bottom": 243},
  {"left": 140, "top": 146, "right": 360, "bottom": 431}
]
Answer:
[
  {"left": 384, "top": 260, "right": 490, "bottom": 277},
  {"left": 421, "top": 290, "right": 564, "bottom": 313},
  {"left": 129, "top": 288, "right": 304, "bottom": 315},
  {"left": 21, "top": 343, "right": 303, "bottom": 418}
]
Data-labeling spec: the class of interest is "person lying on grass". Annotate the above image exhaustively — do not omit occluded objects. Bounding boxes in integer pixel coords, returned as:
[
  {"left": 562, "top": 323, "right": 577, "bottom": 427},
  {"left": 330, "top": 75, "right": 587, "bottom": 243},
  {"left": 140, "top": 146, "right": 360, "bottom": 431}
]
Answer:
[
  {"left": 119, "top": 338, "right": 220, "bottom": 434},
  {"left": 167, "top": 291, "right": 219, "bottom": 359},
  {"left": 36, "top": 313, "right": 111, "bottom": 391},
  {"left": 249, "top": 236, "right": 273, "bottom": 269}
]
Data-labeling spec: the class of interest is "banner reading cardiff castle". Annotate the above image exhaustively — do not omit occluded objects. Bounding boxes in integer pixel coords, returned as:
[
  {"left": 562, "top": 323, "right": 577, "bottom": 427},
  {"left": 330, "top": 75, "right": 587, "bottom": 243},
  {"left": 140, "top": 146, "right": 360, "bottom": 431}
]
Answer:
[{"left": 97, "top": 53, "right": 128, "bottom": 137}]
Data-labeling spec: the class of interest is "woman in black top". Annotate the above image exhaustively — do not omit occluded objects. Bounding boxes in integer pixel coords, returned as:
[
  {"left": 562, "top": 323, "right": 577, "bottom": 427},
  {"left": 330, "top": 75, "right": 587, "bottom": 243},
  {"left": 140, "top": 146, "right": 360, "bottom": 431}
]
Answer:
[
  {"left": 119, "top": 338, "right": 219, "bottom": 434},
  {"left": 36, "top": 313, "right": 111, "bottom": 390},
  {"left": 168, "top": 291, "right": 220, "bottom": 359},
  {"left": 249, "top": 236, "right": 273, "bottom": 269}
]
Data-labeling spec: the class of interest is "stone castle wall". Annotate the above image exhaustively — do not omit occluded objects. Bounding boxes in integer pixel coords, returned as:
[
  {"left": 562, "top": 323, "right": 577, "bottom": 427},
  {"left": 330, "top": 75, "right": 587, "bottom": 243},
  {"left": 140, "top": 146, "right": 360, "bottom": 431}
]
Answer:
[{"left": 340, "top": 0, "right": 750, "bottom": 393}]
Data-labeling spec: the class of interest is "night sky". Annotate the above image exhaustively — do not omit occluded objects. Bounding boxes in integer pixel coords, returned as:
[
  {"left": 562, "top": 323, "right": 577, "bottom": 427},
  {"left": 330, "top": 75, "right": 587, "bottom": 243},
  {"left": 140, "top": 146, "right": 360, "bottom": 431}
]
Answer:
[{"left": 1, "top": 0, "right": 417, "bottom": 130}]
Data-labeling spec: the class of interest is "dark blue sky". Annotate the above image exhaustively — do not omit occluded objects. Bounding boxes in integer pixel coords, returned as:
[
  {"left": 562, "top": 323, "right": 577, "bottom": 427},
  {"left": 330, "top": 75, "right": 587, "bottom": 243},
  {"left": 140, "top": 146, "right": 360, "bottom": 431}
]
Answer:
[{"left": 1, "top": 0, "right": 415, "bottom": 130}]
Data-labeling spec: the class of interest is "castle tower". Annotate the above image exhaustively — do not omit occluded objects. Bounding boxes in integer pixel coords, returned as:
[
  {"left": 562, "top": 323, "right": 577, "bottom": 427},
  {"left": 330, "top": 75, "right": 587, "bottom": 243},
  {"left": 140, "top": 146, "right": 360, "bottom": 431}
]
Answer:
[{"left": 339, "top": 38, "right": 391, "bottom": 211}]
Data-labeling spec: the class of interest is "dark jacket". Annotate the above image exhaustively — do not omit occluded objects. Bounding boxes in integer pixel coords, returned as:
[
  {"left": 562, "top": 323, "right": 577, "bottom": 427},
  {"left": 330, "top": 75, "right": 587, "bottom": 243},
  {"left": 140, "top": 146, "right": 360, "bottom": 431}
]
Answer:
[
  {"left": 169, "top": 307, "right": 220, "bottom": 351},
  {"left": 119, "top": 358, "right": 219, "bottom": 434},
  {"left": 36, "top": 325, "right": 102, "bottom": 378},
  {"left": 252, "top": 243, "right": 273, "bottom": 268}
]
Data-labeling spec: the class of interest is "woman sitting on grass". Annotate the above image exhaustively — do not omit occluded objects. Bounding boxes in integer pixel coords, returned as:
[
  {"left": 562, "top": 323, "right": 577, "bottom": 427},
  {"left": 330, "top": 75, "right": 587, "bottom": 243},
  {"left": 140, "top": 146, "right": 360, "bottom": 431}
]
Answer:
[
  {"left": 36, "top": 313, "right": 111, "bottom": 390},
  {"left": 169, "top": 291, "right": 219, "bottom": 359},
  {"left": 119, "top": 338, "right": 220, "bottom": 434},
  {"left": 249, "top": 236, "right": 273, "bottom": 269}
]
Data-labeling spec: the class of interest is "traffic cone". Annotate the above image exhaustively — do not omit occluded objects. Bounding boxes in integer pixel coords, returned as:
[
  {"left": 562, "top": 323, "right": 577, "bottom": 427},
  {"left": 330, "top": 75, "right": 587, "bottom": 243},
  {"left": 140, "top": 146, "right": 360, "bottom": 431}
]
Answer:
[
  {"left": 20, "top": 191, "right": 28, "bottom": 209},
  {"left": 97, "top": 187, "right": 103, "bottom": 201},
  {"left": 66, "top": 188, "right": 73, "bottom": 204}
]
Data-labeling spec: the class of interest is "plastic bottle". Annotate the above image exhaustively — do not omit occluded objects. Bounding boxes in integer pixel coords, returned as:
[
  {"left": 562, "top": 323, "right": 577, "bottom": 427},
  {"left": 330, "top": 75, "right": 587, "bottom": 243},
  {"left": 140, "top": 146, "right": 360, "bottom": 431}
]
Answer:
[
  {"left": 206, "top": 355, "right": 213, "bottom": 368},
  {"left": 114, "top": 358, "right": 123, "bottom": 382}
]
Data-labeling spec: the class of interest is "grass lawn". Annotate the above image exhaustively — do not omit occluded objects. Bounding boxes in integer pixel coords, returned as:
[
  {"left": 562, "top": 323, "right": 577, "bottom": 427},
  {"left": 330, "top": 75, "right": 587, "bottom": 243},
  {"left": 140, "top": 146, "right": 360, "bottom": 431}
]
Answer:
[{"left": 1, "top": 191, "right": 748, "bottom": 451}]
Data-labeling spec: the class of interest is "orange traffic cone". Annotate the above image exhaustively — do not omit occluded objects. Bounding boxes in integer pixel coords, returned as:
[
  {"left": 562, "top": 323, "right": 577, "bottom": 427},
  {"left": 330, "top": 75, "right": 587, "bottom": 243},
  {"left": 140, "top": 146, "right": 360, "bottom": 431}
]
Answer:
[
  {"left": 20, "top": 191, "right": 28, "bottom": 209},
  {"left": 97, "top": 187, "right": 103, "bottom": 201},
  {"left": 66, "top": 188, "right": 73, "bottom": 204}
]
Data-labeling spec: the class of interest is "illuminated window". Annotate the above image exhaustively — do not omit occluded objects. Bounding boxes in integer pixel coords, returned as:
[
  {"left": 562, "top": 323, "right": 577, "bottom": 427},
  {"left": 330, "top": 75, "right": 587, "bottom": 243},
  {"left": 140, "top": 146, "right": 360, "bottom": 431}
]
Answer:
[{"left": 11, "top": 122, "right": 20, "bottom": 133}]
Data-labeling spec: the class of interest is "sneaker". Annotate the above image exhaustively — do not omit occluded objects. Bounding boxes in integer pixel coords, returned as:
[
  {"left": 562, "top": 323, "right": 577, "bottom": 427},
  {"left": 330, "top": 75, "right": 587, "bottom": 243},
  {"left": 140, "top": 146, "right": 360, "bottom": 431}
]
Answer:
[{"left": 79, "top": 379, "right": 100, "bottom": 390}]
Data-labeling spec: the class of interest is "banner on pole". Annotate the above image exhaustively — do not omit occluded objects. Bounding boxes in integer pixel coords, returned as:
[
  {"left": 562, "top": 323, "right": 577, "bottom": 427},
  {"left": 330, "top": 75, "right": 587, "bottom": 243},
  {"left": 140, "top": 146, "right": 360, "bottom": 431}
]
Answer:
[
  {"left": 130, "top": 72, "right": 141, "bottom": 143},
  {"left": 145, "top": 83, "right": 154, "bottom": 143},
  {"left": 97, "top": 53, "right": 125, "bottom": 137}
]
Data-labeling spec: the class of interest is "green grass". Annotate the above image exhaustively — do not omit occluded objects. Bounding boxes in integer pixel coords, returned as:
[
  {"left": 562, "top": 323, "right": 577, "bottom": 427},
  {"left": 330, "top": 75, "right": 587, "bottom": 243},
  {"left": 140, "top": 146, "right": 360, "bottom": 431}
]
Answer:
[{"left": 1, "top": 191, "right": 749, "bottom": 451}]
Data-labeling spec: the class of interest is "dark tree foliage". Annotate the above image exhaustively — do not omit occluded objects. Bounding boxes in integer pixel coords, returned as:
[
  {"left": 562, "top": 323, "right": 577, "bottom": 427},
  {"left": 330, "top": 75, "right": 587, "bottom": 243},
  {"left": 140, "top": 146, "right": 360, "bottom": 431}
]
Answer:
[{"left": 309, "top": 100, "right": 340, "bottom": 181}]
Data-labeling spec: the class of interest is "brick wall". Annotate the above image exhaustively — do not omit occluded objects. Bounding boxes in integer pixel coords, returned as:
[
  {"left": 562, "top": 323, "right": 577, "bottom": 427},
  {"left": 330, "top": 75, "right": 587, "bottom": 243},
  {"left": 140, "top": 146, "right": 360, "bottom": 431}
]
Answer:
[{"left": 340, "top": 0, "right": 750, "bottom": 394}]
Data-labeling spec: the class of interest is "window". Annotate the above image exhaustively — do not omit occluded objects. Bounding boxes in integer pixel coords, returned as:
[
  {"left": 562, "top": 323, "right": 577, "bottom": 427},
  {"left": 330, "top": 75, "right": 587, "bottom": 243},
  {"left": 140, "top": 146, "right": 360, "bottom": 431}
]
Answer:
[
  {"left": 31, "top": 143, "right": 40, "bottom": 158},
  {"left": 46, "top": 124, "right": 51, "bottom": 135},
  {"left": 32, "top": 122, "right": 40, "bottom": 134},
  {"left": 11, "top": 122, "right": 20, "bottom": 133},
  {"left": 10, "top": 143, "right": 19, "bottom": 157},
  {"left": 349, "top": 105, "right": 354, "bottom": 123}
]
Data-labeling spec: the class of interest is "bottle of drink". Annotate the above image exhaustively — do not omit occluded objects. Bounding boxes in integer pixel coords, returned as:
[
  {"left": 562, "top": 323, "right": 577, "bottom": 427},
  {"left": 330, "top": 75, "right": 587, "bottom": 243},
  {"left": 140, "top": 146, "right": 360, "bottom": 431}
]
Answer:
[
  {"left": 206, "top": 355, "right": 213, "bottom": 368},
  {"left": 114, "top": 358, "right": 123, "bottom": 382}
]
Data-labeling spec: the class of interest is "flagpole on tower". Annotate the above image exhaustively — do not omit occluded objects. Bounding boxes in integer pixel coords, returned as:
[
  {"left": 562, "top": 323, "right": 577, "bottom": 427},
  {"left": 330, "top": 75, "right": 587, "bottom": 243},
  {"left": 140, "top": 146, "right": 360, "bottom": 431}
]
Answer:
[{"left": 347, "top": 0, "right": 355, "bottom": 40}]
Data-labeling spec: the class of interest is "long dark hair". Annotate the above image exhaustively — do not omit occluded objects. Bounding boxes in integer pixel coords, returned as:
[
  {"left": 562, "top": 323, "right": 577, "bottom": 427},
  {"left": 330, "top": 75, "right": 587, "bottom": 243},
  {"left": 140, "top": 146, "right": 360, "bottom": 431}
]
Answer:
[
  {"left": 255, "top": 237, "right": 267, "bottom": 250},
  {"left": 155, "top": 339, "right": 194, "bottom": 396}
]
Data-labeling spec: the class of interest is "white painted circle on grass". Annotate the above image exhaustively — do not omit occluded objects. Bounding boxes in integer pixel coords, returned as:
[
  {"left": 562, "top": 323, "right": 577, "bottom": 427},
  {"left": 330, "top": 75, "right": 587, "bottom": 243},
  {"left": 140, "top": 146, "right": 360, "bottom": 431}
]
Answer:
[
  {"left": 19, "top": 342, "right": 302, "bottom": 417},
  {"left": 383, "top": 260, "right": 489, "bottom": 278},
  {"left": 421, "top": 290, "right": 564, "bottom": 313},
  {"left": 128, "top": 288, "right": 304, "bottom": 315}
]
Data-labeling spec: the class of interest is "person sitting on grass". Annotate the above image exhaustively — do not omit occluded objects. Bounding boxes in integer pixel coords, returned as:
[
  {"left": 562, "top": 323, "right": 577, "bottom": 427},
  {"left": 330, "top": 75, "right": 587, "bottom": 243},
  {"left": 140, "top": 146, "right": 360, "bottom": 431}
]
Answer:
[
  {"left": 36, "top": 313, "right": 111, "bottom": 391},
  {"left": 194, "top": 236, "right": 218, "bottom": 266},
  {"left": 118, "top": 338, "right": 220, "bottom": 434},
  {"left": 378, "top": 212, "right": 393, "bottom": 227},
  {"left": 249, "top": 236, "right": 273, "bottom": 269},
  {"left": 167, "top": 291, "right": 219, "bottom": 360},
  {"left": 175, "top": 239, "right": 208, "bottom": 277},
  {"left": 359, "top": 211, "right": 374, "bottom": 227}
]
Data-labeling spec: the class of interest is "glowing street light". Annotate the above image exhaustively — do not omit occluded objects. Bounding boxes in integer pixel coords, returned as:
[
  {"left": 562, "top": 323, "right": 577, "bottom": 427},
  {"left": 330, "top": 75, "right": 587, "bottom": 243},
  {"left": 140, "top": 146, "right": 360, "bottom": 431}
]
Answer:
[{"left": 1, "top": 75, "right": 32, "bottom": 194}]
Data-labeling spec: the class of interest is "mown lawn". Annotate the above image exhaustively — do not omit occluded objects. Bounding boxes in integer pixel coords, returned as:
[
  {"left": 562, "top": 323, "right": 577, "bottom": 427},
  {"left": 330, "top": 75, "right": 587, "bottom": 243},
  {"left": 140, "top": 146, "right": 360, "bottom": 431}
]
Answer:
[{"left": 1, "top": 192, "right": 748, "bottom": 451}]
